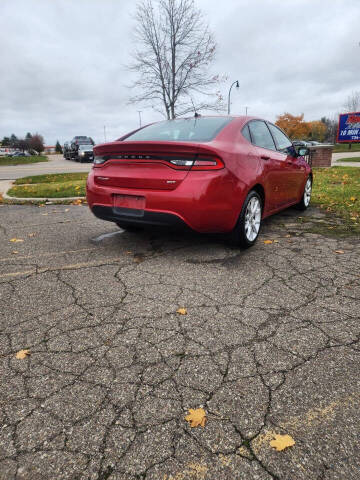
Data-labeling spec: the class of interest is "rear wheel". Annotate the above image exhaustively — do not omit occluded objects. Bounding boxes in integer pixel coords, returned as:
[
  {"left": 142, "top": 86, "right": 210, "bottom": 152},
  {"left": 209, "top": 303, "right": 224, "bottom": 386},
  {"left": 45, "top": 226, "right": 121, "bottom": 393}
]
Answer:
[
  {"left": 296, "top": 176, "right": 312, "bottom": 210},
  {"left": 230, "top": 190, "right": 262, "bottom": 248}
]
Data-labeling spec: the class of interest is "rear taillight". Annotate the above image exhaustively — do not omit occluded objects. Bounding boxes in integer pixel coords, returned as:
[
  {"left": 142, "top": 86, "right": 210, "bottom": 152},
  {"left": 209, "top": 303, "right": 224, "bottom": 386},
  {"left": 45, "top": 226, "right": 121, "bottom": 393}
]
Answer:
[
  {"left": 94, "top": 156, "right": 106, "bottom": 165},
  {"left": 169, "top": 156, "right": 224, "bottom": 170},
  {"left": 191, "top": 156, "right": 224, "bottom": 170}
]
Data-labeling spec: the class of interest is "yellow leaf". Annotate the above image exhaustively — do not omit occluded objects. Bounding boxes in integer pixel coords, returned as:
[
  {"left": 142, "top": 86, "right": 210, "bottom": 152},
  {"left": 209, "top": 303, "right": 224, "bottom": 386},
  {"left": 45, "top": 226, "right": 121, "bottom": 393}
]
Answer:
[
  {"left": 270, "top": 433, "right": 295, "bottom": 451},
  {"left": 12, "top": 251, "right": 19, "bottom": 255},
  {"left": 350, "top": 197, "right": 357, "bottom": 202},
  {"left": 263, "top": 240, "right": 273, "bottom": 244},
  {"left": 15, "top": 349, "right": 30, "bottom": 359},
  {"left": 185, "top": 408, "right": 207, "bottom": 428},
  {"left": 10, "top": 238, "right": 24, "bottom": 243},
  {"left": 177, "top": 308, "right": 187, "bottom": 315},
  {"left": 335, "top": 250, "right": 345, "bottom": 254}
]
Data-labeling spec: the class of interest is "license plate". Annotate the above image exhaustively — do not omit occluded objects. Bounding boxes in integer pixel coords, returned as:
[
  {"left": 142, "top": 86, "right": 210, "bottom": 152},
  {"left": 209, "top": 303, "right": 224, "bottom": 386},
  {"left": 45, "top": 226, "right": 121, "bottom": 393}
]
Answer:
[{"left": 113, "top": 194, "right": 146, "bottom": 210}]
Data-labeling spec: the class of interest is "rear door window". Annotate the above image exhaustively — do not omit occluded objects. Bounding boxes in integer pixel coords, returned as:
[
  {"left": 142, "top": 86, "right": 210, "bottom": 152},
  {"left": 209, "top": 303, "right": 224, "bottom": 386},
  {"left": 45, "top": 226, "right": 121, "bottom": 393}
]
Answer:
[
  {"left": 267, "top": 123, "right": 296, "bottom": 156},
  {"left": 241, "top": 124, "right": 252, "bottom": 143},
  {"left": 248, "top": 120, "right": 276, "bottom": 151}
]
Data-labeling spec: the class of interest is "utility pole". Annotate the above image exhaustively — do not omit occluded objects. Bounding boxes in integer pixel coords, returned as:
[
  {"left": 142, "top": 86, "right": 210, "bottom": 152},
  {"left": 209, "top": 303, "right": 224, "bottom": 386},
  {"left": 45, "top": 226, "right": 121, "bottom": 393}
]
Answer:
[
  {"left": 137, "top": 111, "right": 142, "bottom": 128},
  {"left": 245, "top": 106, "right": 249, "bottom": 115},
  {"left": 103, "top": 126, "right": 107, "bottom": 142}
]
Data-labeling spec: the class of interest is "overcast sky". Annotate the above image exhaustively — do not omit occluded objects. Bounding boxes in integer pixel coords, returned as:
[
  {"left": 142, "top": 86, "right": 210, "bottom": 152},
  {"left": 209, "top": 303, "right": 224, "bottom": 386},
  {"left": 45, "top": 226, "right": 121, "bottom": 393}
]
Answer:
[{"left": 1, "top": 0, "right": 359, "bottom": 145}]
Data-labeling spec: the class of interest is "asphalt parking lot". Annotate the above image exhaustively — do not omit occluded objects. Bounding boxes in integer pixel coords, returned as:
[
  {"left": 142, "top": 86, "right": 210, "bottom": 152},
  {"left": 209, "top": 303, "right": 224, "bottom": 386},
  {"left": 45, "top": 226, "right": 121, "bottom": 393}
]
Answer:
[{"left": 0, "top": 204, "right": 359, "bottom": 480}]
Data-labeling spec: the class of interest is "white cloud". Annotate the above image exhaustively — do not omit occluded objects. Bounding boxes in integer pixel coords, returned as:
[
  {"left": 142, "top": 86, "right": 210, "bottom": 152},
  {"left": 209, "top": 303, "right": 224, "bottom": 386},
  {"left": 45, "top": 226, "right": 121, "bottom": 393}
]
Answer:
[{"left": 1, "top": 0, "right": 359, "bottom": 144}]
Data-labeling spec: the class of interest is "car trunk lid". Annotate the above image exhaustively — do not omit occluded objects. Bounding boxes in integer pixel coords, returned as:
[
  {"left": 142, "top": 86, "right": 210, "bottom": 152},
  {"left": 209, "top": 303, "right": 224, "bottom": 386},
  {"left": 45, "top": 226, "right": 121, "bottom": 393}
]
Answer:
[{"left": 93, "top": 141, "right": 221, "bottom": 191}]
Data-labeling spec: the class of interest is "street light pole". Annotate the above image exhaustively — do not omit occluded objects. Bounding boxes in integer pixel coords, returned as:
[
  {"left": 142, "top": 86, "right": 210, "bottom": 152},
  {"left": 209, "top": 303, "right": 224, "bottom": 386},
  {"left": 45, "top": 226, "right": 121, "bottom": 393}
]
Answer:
[
  {"left": 103, "top": 126, "right": 107, "bottom": 142},
  {"left": 137, "top": 111, "right": 142, "bottom": 128},
  {"left": 227, "top": 80, "right": 239, "bottom": 115}
]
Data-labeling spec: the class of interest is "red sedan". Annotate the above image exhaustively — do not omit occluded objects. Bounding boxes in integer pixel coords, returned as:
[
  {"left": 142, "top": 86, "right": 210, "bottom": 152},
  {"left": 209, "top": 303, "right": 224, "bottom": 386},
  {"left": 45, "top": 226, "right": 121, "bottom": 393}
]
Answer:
[{"left": 86, "top": 116, "right": 312, "bottom": 247}]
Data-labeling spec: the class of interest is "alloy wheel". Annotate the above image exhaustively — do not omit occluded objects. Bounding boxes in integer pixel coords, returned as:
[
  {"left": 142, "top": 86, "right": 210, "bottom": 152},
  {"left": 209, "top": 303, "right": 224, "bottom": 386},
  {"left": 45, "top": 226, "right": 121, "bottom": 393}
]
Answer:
[
  {"left": 245, "top": 196, "right": 261, "bottom": 242},
  {"left": 304, "top": 178, "right": 312, "bottom": 207}
]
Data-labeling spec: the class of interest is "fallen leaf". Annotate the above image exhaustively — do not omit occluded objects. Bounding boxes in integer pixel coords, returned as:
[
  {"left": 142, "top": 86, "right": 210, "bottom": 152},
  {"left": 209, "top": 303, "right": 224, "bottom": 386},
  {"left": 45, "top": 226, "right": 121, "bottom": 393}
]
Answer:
[
  {"left": 12, "top": 251, "right": 19, "bottom": 255},
  {"left": 10, "top": 238, "right": 24, "bottom": 243},
  {"left": 38, "top": 204, "right": 45, "bottom": 207},
  {"left": 263, "top": 240, "right": 273, "bottom": 244},
  {"left": 15, "top": 349, "right": 30, "bottom": 359},
  {"left": 41, "top": 213, "right": 48, "bottom": 216},
  {"left": 285, "top": 234, "right": 291, "bottom": 238},
  {"left": 28, "top": 233, "right": 35, "bottom": 237},
  {"left": 177, "top": 308, "right": 187, "bottom": 315},
  {"left": 335, "top": 250, "right": 345, "bottom": 254},
  {"left": 350, "top": 197, "right": 357, "bottom": 202},
  {"left": 65, "top": 208, "right": 69, "bottom": 212},
  {"left": 270, "top": 433, "right": 295, "bottom": 451},
  {"left": 273, "top": 239, "right": 279, "bottom": 243},
  {"left": 185, "top": 408, "right": 207, "bottom": 428}
]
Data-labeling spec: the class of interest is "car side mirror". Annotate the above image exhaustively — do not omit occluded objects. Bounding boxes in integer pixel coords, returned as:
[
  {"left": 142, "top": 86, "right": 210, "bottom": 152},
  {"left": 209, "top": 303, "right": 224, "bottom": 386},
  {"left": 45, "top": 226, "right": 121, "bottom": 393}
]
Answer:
[{"left": 298, "top": 147, "right": 309, "bottom": 157}]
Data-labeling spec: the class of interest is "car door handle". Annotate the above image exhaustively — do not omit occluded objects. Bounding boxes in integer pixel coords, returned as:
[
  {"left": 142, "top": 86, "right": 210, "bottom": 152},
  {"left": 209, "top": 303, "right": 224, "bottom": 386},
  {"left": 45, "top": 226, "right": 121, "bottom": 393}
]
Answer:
[{"left": 260, "top": 155, "right": 270, "bottom": 161}]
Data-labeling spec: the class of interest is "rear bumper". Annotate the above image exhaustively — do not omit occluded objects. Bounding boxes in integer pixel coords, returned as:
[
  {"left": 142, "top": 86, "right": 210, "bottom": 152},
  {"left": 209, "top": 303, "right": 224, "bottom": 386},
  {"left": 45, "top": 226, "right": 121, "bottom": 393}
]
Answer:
[
  {"left": 92, "top": 205, "right": 189, "bottom": 229},
  {"left": 86, "top": 169, "right": 246, "bottom": 233}
]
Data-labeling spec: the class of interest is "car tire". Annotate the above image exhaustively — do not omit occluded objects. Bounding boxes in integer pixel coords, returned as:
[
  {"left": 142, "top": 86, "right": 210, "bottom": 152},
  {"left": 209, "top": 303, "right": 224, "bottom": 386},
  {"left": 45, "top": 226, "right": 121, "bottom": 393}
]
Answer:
[
  {"left": 230, "top": 190, "right": 262, "bottom": 248},
  {"left": 116, "top": 222, "right": 143, "bottom": 232},
  {"left": 296, "top": 176, "right": 312, "bottom": 211}
]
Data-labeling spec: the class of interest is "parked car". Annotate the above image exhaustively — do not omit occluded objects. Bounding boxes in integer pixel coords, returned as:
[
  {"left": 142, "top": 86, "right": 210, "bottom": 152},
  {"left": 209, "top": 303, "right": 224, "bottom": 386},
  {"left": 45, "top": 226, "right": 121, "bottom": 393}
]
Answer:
[
  {"left": 86, "top": 116, "right": 312, "bottom": 247},
  {"left": 74, "top": 144, "right": 94, "bottom": 162},
  {"left": 8, "top": 151, "right": 31, "bottom": 157},
  {"left": 292, "top": 140, "right": 313, "bottom": 147}
]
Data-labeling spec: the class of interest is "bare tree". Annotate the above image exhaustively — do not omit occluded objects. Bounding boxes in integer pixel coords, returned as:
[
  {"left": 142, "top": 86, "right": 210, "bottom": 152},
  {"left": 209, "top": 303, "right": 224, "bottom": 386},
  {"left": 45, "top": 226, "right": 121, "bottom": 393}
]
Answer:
[
  {"left": 343, "top": 91, "right": 360, "bottom": 112},
  {"left": 29, "top": 134, "right": 45, "bottom": 155},
  {"left": 129, "top": 0, "right": 224, "bottom": 119}
]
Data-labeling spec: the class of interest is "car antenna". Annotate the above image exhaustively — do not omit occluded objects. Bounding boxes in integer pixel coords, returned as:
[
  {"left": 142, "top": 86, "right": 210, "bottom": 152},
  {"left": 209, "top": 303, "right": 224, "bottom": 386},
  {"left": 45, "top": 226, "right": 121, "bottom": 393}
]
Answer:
[{"left": 189, "top": 95, "right": 201, "bottom": 118}]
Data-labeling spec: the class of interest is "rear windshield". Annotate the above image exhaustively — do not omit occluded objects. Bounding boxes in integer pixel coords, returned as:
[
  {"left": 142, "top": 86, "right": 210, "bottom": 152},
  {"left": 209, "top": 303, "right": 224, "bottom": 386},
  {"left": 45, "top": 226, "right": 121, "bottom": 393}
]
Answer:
[{"left": 124, "top": 117, "right": 233, "bottom": 142}]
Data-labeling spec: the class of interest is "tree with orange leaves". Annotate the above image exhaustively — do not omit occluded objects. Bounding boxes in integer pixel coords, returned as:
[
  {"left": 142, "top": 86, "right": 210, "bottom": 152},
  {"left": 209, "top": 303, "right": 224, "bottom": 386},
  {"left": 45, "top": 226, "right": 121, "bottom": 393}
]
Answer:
[{"left": 275, "top": 113, "right": 311, "bottom": 140}]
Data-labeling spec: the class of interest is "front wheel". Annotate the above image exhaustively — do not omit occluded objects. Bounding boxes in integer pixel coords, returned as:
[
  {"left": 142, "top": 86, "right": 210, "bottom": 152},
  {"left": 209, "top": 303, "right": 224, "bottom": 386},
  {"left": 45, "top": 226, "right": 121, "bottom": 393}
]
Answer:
[
  {"left": 230, "top": 190, "right": 262, "bottom": 248},
  {"left": 296, "top": 176, "right": 312, "bottom": 210}
]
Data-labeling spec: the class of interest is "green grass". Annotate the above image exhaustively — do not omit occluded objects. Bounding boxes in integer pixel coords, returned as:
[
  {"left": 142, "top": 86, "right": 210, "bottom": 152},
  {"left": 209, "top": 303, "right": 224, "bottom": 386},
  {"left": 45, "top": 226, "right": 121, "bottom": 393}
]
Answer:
[
  {"left": 336, "top": 157, "right": 360, "bottom": 163},
  {"left": 333, "top": 143, "right": 360, "bottom": 153},
  {"left": 312, "top": 167, "right": 360, "bottom": 231},
  {"left": 14, "top": 172, "right": 88, "bottom": 185},
  {"left": 8, "top": 180, "right": 86, "bottom": 198},
  {"left": 0, "top": 155, "right": 48, "bottom": 166}
]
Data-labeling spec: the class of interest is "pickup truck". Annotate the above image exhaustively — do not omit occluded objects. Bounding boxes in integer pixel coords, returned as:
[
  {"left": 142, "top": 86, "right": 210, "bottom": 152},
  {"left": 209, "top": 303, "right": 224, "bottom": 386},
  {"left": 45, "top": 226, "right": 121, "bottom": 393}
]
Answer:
[{"left": 64, "top": 136, "right": 94, "bottom": 162}]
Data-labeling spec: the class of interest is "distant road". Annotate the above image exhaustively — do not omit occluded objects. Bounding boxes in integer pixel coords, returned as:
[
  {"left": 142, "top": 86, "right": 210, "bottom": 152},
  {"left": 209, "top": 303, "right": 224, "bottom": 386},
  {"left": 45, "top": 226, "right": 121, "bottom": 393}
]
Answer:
[
  {"left": 0, "top": 154, "right": 92, "bottom": 180},
  {"left": 332, "top": 151, "right": 360, "bottom": 167}
]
